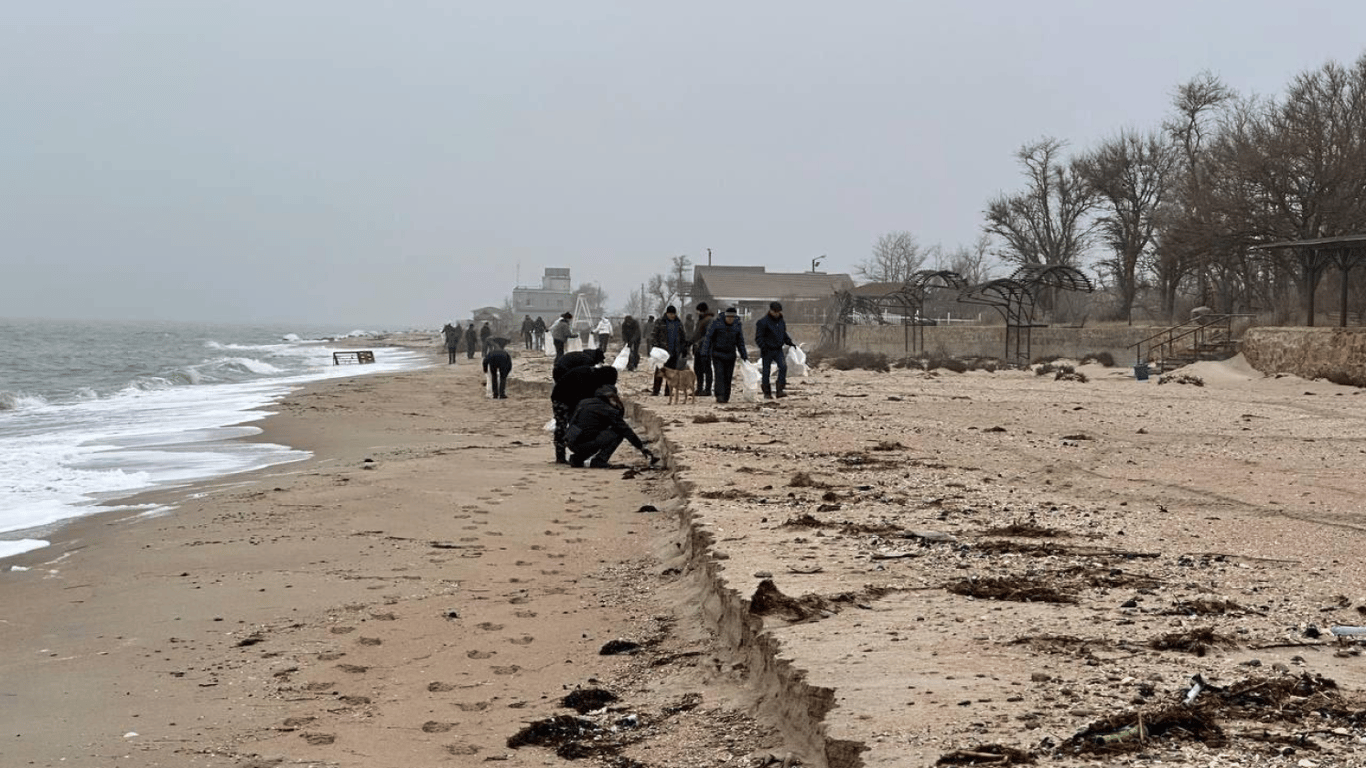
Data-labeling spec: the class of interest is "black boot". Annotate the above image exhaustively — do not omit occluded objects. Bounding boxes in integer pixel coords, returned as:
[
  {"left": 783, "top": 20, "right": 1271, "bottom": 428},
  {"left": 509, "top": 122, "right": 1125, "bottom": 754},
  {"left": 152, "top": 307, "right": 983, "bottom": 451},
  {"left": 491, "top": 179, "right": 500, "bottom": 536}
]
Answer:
[
  {"left": 555, "top": 448, "right": 568, "bottom": 465},
  {"left": 762, "top": 384, "right": 773, "bottom": 400}
]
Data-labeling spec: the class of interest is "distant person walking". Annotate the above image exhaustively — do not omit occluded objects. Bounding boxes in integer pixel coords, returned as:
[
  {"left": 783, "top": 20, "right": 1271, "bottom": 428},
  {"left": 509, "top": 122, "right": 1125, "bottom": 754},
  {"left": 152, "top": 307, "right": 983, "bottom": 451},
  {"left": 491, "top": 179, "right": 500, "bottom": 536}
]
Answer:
[
  {"left": 594, "top": 316, "right": 613, "bottom": 351},
  {"left": 521, "top": 315, "right": 535, "bottom": 350},
  {"left": 479, "top": 322, "right": 493, "bottom": 356},
  {"left": 620, "top": 314, "right": 641, "bottom": 371},
  {"left": 482, "top": 343, "right": 513, "bottom": 399},
  {"left": 464, "top": 323, "right": 478, "bottom": 359},
  {"left": 754, "top": 301, "right": 797, "bottom": 399},
  {"left": 444, "top": 323, "right": 463, "bottom": 364},
  {"left": 642, "top": 315, "right": 656, "bottom": 349},
  {"left": 689, "top": 302, "right": 715, "bottom": 396},
  {"left": 550, "top": 312, "right": 574, "bottom": 361},
  {"left": 702, "top": 307, "right": 747, "bottom": 404},
  {"left": 533, "top": 316, "right": 547, "bottom": 350},
  {"left": 650, "top": 306, "right": 686, "bottom": 397}
]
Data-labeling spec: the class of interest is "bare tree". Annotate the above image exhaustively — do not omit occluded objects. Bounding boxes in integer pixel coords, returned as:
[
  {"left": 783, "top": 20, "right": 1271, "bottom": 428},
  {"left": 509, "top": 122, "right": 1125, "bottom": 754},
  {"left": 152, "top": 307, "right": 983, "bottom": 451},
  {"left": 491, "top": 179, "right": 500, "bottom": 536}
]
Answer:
[
  {"left": 856, "top": 231, "right": 929, "bottom": 283},
  {"left": 944, "top": 233, "right": 996, "bottom": 285},
  {"left": 620, "top": 286, "right": 650, "bottom": 318},
  {"left": 1154, "top": 71, "right": 1234, "bottom": 319},
  {"left": 984, "top": 138, "right": 1099, "bottom": 268},
  {"left": 1076, "top": 130, "right": 1178, "bottom": 320}
]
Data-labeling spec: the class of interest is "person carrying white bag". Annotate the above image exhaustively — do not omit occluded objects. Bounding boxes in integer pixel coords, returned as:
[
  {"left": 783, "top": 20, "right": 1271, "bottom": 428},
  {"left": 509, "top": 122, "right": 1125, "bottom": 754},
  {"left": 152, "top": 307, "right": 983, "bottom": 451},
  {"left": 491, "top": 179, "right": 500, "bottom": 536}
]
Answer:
[{"left": 753, "top": 301, "right": 798, "bottom": 398}]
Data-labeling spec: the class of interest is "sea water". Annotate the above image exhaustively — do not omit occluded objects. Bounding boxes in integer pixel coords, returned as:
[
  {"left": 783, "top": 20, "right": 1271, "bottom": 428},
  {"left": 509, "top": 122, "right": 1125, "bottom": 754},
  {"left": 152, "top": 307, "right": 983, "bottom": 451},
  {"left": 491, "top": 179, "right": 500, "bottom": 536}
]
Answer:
[{"left": 0, "top": 318, "right": 431, "bottom": 559}]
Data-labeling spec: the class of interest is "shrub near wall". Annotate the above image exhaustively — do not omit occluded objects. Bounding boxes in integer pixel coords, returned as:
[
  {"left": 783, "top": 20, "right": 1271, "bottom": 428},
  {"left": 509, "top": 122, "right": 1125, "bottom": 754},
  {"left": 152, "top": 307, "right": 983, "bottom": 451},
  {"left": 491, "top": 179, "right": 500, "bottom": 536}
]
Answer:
[{"left": 1241, "top": 327, "right": 1366, "bottom": 386}]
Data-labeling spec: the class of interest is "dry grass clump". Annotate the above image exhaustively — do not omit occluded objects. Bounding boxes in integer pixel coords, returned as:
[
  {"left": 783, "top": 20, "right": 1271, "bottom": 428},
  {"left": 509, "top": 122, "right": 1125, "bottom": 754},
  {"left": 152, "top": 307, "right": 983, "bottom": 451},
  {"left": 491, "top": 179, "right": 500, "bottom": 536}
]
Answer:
[
  {"left": 692, "top": 413, "right": 720, "bottom": 424},
  {"left": 925, "top": 357, "right": 968, "bottom": 373},
  {"left": 1055, "top": 369, "right": 1089, "bottom": 383},
  {"left": 1323, "top": 371, "right": 1366, "bottom": 387},
  {"left": 1158, "top": 373, "right": 1205, "bottom": 386},
  {"left": 1035, "top": 362, "right": 1073, "bottom": 376},
  {"left": 1079, "top": 351, "right": 1116, "bottom": 367}
]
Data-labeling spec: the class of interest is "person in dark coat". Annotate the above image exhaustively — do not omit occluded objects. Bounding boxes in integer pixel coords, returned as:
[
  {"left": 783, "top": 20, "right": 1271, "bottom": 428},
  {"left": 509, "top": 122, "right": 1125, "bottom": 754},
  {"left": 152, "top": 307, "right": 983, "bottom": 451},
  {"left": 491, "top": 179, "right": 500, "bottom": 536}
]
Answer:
[
  {"left": 533, "top": 316, "right": 548, "bottom": 350},
  {"left": 688, "top": 302, "right": 715, "bottom": 396},
  {"left": 642, "top": 315, "right": 656, "bottom": 348},
  {"left": 565, "top": 385, "right": 653, "bottom": 468},
  {"left": 464, "top": 323, "right": 478, "bottom": 359},
  {"left": 702, "top": 307, "right": 748, "bottom": 404},
  {"left": 550, "top": 312, "right": 574, "bottom": 361},
  {"left": 549, "top": 365, "right": 618, "bottom": 464},
  {"left": 620, "top": 315, "right": 641, "bottom": 371},
  {"left": 649, "top": 306, "right": 686, "bottom": 397},
  {"left": 754, "top": 301, "right": 797, "bottom": 398},
  {"left": 479, "top": 321, "right": 493, "bottom": 355},
  {"left": 553, "top": 347, "right": 605, "bottom": 382},
  {"left": 482, "top": 343, "right": 513, "bottom": 398},
  {"left": 520, "top": 315, "right": 535, "bottom": 350},
  {"left": 443, "top": 323, "right": 461, "bottom": 364}
]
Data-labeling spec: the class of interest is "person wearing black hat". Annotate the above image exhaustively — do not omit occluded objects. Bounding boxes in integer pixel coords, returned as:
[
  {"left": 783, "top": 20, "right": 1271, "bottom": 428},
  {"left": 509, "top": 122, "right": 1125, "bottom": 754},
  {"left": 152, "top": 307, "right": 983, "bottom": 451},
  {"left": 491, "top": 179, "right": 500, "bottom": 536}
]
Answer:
[
  {"left": 550, "top": 312, "right": 574, "bottom": 361},
  {"left": 649, "top": 306, "right": 686, "bottom": 396},
  {"left": 620, "top": 314, "right": 641, "bottom": 371},
  {"left": 479, "top": 321, "right": 493, "bottom": 356},
  {"left": 702, "top": 307, "right": 748, "bottom": 404},
  {"left": 754, "top": 301, "right": 797, "bottom": 398},
  {"left": 550, "top": 364, "right": 618, "bottom": 464},
  {"left": 564, "top": 385, "right": 654, "bottom": 469},
  {"left": 688, "top": 302, "right": 716, "bottom": 396},
  {"left": 482, "top": 340, "right": 513, "bottom": 399}
]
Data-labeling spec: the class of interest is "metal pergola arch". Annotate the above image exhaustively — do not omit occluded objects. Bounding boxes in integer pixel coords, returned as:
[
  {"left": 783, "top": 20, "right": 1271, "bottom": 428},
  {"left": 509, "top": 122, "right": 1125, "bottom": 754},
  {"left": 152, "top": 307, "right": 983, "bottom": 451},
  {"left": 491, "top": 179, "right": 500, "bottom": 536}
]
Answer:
[{"left": 958, "top": 265, "right": 1094, "bottom": 364}]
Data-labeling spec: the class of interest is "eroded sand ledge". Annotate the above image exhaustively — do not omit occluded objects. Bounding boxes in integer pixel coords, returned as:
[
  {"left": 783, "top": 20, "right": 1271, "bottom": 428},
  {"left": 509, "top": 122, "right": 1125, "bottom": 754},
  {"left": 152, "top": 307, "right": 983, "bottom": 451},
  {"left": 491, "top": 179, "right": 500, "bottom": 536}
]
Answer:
[{"left": 588, "top": 352, "right": 1366, "bottom": 767}]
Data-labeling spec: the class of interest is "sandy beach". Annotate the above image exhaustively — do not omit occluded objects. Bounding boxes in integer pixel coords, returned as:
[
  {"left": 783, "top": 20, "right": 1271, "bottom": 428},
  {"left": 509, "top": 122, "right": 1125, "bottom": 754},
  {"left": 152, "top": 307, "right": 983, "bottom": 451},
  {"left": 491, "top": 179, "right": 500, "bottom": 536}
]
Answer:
[{"left": 4, "top": 337, "right": 1366, "bottom": 768}]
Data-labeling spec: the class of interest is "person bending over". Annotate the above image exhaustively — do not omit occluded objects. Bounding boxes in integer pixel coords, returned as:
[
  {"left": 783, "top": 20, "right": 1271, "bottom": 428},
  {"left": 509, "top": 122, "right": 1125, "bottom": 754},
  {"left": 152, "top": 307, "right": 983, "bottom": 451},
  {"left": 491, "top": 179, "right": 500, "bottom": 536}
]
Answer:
[
  {"left": 552, "top": 347, "right": 605, "bottom": 382},
  {"left": 565, "top": 385, "right": 654, "bottom": 469},
  {"left": 549, "top": 364, "right": 618, "bottom": 464},
  {"left": 482, "top": 344, "right": 513, "bottom": 399}
]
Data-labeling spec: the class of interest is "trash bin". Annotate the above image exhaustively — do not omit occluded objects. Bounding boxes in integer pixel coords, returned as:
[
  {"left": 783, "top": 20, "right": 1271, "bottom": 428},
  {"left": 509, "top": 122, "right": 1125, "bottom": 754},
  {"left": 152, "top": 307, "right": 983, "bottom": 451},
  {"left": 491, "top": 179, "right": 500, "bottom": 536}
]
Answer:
[{"left": 1133, "top": 363, "right": 1150, "bottom": 381}]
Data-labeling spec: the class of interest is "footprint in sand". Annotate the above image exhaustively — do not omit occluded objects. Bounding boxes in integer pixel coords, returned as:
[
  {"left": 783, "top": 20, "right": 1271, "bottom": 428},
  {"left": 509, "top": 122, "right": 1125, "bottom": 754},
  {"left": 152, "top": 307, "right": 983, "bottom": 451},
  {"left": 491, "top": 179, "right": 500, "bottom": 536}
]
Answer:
[
  {"left": 282, "top": 716, "right": 316, "bottom": 729},
  {"left": 491, "top": 665, "right": 521, "bottom": 675},
  {"left": 303, "top": 681, "right": 335, "bottom": 692},
  {"left": 338, "top": 694, "right": 371, "bottom": 705},
  {"left": 452, "top": 513, "right": 472, "bottom": 519},
  {"left": 358, "top": 637, "right": 381, "bottom": 646},
  {"left": 369, "top": 612, "right": 398, "bottom": 621},
  {"left": 514, "top": 610, "right": 537, "bottom": 618},
  {"left": 329, "top": 626, "right": 356, "bottom": 635},
  {"left": 466, "top": 650, "right": 495, "bottom": 659},
  {"left": 508, "top": 595, "right": 530, "bottom": 604},
  {"left": 476, "top": 622, "right": 504, "bottom": 631},
  {"left": 337, "top": 663, "right": 369, "bottom": 674},
  {"left": 427, "top": 681, "right": 456, "bottom": 692},
  {"left": 444, "top": 743, "right": 480, "bottom": 755},
  {"left": 455, "top": 701, "right": 490, "bottom": 712},
  {"left": 317, "top": 651, "right": 346, "bottom": 661},
  {"left": 507, "top": 636, "right": 534, "bottom": 645},
  {"left": 421, "top": 721, "right": 455, "bottom": 733}
]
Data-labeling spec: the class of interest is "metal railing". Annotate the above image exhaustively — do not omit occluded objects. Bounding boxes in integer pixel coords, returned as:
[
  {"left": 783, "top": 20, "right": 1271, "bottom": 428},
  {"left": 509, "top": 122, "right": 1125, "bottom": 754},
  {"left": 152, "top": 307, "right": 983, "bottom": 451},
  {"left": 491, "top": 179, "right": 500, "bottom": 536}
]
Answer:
[{"left": 1128, "top": 314, "right": 1254, "bottom": 369}]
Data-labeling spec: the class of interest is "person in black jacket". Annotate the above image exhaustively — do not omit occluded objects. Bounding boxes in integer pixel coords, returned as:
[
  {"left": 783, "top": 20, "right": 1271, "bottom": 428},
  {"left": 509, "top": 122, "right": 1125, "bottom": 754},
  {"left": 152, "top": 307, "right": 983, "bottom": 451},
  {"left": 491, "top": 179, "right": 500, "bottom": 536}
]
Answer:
[
  {"left": 688, "top": 302, "right": 715, "bottom": 396},
  {"left": 443, "top": 323, "right": 461, "bottom": 364},
  {"left": 649, "top": 306, "right": 686, "bottom": 397},
  {"left": 754, "top": 301, "right": 797, "bottom": 398},
  {"left": 549, "top": 365, "right": 618, "bottom": 464},
  {"left": 565, "top": 385, "right": 654, "bottom": 468},
  {"left": 552, "top": 347, "right": 605, "bottom": 382},
  {"left": 620, "top": 315, "right": 641, "bottom": 371},
  {"left": 464, "top": 323, "right": 478, "bottom": 359},
  {"left": 479, "top": 322, "right": 493, "bottom": 356},
  {"left": 520, "top": 315, "right": 535, "bottom": 350},
  {"left": 701, "top": 307, "right": 748, "bottom": 404},
  {"left": 482, "top": 343, "right": 513, "bottom": 399},
  {"left": 533, "top": 316, "right": 548, "bottom": 350}
]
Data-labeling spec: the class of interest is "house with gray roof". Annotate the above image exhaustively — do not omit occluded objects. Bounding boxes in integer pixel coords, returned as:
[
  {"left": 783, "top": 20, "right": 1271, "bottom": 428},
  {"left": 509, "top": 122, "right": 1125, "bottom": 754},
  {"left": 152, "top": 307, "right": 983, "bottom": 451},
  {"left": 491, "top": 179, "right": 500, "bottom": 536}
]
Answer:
[{"left": 691, "top": 265, "right": 854, "bottom": 322}]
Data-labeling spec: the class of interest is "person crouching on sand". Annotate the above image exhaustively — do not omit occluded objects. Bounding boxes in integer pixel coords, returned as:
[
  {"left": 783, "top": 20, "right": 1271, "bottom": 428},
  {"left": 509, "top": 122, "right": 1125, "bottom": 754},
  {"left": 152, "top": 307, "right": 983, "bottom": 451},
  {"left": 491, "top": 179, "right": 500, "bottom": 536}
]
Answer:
[{"left": 565, "top": 385, "right": 654, "bottom": 469}]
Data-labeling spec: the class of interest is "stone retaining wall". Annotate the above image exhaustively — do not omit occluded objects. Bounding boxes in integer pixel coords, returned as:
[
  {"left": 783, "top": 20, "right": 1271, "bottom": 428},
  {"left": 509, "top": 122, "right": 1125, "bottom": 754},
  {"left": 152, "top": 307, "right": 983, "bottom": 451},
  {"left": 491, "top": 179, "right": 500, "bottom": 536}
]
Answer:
[
  {"left": 1241, "top": 327, "right": 1366, "bottom": 384},
  {"left": 785, "top": 323, "right": 1162, "bottom": 364}
]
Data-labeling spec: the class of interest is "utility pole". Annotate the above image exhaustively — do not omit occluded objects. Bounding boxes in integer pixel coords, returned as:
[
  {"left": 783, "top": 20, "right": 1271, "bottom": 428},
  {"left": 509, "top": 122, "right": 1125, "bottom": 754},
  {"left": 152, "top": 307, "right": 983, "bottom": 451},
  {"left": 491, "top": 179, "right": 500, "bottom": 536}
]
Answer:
[
  {"left": 811, "top": 254, "right": 825, "bottom": 273},
  {"left": 707, "top": 248, "right": 712, "bottom": 266}
]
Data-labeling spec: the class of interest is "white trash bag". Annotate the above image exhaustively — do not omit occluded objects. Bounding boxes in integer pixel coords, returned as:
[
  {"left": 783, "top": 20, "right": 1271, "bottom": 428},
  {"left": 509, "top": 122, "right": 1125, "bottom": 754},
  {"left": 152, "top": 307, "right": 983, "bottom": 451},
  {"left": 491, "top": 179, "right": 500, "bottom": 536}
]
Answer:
[
  {"left": 612, "top": 345, "right": 631, "bottom": 372},
  {"left": 647, "top": 346, "right": 670, "bottom": 371},
  {"left": 737, "top": 358, "right": 762, "bottom": 402},
  {"left": 543, "top": 416, "right": 556, "bottom": 433},
  {"left": 485, "top": 371, "right": 494, "bottom": 398},
  {"left": 786, "top": 343, "right": 808, "bottom": 378}
]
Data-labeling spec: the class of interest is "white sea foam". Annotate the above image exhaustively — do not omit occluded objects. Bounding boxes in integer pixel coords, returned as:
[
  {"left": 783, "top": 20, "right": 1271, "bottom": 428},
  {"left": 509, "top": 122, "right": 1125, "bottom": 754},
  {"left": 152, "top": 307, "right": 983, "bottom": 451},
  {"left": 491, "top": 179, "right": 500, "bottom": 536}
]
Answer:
[{"left": 0, "top": 539, "right": 48, "bottom": 559}]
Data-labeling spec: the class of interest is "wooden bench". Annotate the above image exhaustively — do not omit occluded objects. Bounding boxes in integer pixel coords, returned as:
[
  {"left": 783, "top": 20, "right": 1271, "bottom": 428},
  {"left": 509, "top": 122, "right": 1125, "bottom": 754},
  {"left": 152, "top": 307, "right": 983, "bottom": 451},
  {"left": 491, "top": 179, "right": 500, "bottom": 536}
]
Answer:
[{"left": 333, "top": 350, "right": 375, "bottom": 365}]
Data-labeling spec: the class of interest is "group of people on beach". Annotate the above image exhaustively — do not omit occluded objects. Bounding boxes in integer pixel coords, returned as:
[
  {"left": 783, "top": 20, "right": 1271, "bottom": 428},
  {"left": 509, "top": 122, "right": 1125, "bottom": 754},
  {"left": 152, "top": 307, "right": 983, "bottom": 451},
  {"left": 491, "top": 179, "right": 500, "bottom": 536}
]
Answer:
[{"left": 444, "top": 297, "right": 799, "bottom": 466}]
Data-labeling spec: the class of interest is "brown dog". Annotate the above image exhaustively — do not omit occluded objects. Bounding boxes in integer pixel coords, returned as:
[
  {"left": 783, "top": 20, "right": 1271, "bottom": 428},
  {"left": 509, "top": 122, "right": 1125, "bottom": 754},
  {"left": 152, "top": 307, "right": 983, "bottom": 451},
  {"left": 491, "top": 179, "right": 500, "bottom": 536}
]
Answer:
[{"left": 661, "top": 367, "right": 697, "bottom": 405}]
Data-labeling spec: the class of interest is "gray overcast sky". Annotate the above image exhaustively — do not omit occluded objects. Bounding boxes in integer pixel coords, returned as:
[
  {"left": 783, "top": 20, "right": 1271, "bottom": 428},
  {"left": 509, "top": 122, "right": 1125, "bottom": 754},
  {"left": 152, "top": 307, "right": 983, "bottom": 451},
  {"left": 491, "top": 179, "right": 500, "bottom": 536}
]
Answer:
[{"left": 4, "top": 1, "right": 1365, "bottom": 328}]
